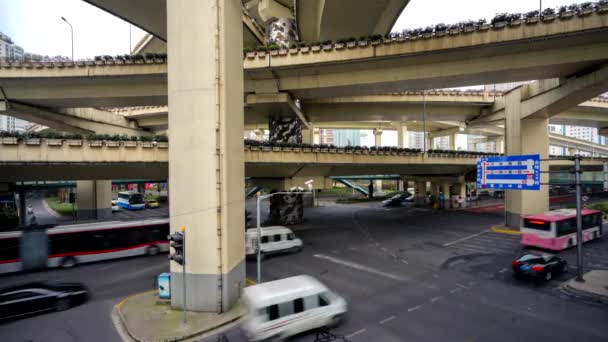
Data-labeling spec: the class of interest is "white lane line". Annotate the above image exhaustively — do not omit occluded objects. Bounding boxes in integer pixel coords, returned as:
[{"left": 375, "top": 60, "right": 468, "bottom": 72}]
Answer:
[
  {"left": 379, "top": 315, "right": 396, "bottom": 324},
  {"left": 97, "top": 263, "right": 118, "bottom": 271},
  {"left": 408, "top": 305, "right": 422, "bottom": 312},
  {"left": 499, "top": 268, "right": 508, "bottom": 273},
  {"left": 442, "top": 230, "right": 488, "bottom": 247},
  {"left": 450, "top": 288, "right": 462, "bottom": 294},
  {"left": 455, "top": 283, "right": 468, "bottom": 289},
  {"left": 346, "top": 329, "right": 367, "bottom": 339},
  {"left": 313, "top": 254, "right": 408, "bottom": 281},
  {"left": 431, "top": 296, "right": 441, "bottom": 303}
]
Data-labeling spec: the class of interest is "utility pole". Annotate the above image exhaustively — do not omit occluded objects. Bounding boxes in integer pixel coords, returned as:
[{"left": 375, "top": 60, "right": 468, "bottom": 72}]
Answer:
[
  {"left": 61, "top": 17, "right": 74, "bottom": 61},
  {"left": 574, "top": 155, "right": 585, "bottom": 282}
]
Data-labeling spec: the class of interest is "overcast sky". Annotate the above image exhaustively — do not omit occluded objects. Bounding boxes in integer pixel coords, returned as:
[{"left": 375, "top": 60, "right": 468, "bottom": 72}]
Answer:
[{"left": 0, "top": 0, "right": 587, "bottom": 60}]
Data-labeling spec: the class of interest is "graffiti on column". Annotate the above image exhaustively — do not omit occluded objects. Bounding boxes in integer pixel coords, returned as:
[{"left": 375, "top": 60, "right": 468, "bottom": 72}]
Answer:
[
  {"left": 266, "top": 18, "right": 299, "bottom": 48},
  {"left": 269, "top": 117, "right": 302, "bottom": 144},
  {"left": 267, "top": 189, "right": 305, "bottom": 225}
]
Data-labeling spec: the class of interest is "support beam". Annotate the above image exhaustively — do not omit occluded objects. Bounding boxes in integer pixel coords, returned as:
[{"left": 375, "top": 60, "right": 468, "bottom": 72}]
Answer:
[
  {"left": 76, "top": 180, "right": 112, "bottom": 220},
  {"left": 504, "top": 89, "right": 549, "bottom": 228},
  {"left": 167, "top": 0, "right": 244, "bottom": 313}
]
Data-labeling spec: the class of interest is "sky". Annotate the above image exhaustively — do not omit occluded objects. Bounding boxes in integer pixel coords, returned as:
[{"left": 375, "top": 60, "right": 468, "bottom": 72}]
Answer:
[
  {"left": 0, "top": 0, "right": 145, "bottom": 59},
  {"left": 0, "top": 0, "right": 587, "bottom": 60}
]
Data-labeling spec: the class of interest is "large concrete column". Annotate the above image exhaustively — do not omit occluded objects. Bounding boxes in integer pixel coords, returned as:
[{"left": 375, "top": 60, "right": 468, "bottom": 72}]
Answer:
[
  {"left": 76, "top": 180, "right": 112, "bottom": 220},
  {"left": 312, "top": 127, "right": 320, "bottom": 145},
  {"left": 504, "top": 90, "right": 549, "bottom": 228},
  {"left": 374, "top": 128, "right": 383, "bottom": 193},
  {"left": 414, "top": 181, "right": 426, "bottom": 205},
  {"left": 167, "top": 0, "right": 244, "bottom": 313},
  {"left": 449, "top": 134, "right": 457, "bottom": 150},
  {"left": 269, "top": 118, "right": 302, "bottom": 143},
  {"left": 441, "top": 183, "right": 451, "bottom": 208},
  {"left": 397, "top": 123, "right": 409, "bottom": 148},
  {"left": 603, "top": 162, "right": 608, "bottom": 191}
]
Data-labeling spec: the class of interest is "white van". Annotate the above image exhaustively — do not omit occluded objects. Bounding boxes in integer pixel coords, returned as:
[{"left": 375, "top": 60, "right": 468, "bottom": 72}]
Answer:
[
  {"left": 242, "top": 275, "right": 348, "bottom": 341},
  {"left": 246, "top": 226, "right": 303, "bottom": 258}
]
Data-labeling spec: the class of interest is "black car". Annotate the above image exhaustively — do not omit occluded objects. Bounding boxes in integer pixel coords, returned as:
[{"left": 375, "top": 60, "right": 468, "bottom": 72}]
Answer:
[
  {"left": 0, "top": 282, "right": 88, "bottom": 321},
  {"left": 512, "top": 253, "right": 568, "bottom": 281}
]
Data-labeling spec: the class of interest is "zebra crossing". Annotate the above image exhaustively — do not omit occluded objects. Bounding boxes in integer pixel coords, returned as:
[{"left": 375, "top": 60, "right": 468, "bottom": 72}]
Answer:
[
  {"left": 446, "top": 230, "right": 523, "bottom": 256},
  {"left": 446, "top": 230, "right": 608, "bottom": 271}
]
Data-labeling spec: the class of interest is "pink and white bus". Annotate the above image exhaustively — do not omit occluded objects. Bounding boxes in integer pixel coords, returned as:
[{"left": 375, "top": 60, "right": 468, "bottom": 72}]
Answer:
[{"left": 521, "top": 209, "right": 603, "bottom": 251}]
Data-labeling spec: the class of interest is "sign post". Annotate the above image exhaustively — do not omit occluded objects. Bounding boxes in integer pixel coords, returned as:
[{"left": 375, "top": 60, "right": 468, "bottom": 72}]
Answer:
[{"left": 476, "top": 154, "right": 541, "bottom": 191}]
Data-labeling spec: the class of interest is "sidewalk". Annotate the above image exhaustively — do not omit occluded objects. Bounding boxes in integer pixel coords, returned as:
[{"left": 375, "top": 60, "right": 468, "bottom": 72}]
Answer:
[
  {"left": 562, "top": 270, "right": 608, "bottom": 304},
  {"left": 113, "top": 290, "right": 245, "bottom": 342}
]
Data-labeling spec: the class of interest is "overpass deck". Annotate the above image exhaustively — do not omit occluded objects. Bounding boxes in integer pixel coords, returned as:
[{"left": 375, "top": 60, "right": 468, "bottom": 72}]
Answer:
[{"left": 0, "top": 139, "right": 603, "bottom": 181}]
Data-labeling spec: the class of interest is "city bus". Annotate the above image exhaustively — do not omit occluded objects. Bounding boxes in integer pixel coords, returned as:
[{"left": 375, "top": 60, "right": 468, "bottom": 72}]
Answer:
[
  {"left": 521, "top": 209, "right": 603, "bottom": 251},
  {"left": 0, "top": 218, "right": 169, "bottom": 274},
  {"left": 117, "top": 191, "right": 145, "bottom": 210}
]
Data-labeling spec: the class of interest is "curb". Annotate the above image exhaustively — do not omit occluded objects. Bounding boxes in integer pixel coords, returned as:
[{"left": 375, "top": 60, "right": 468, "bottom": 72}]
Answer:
[
  {"left": 560, "top": 282, "right": 608, "bottom": 305},
  {"left": 490, "top": 225, "right": 522, "bottom": 235},
  {"left": 113, "top": 289, "right": 244, "bottom": 342}
]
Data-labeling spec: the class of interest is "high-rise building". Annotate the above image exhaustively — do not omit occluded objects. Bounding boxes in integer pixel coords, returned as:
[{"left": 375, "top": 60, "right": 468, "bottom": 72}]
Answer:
[
  {"left": 319, "top": 129, "right": 335, "bottom": 145},
  {"left": 335, "top": 129, "right": 360, "bottom": 147},
  {"left": 0, "top": 115, "right": 31, "bottom": 132}
]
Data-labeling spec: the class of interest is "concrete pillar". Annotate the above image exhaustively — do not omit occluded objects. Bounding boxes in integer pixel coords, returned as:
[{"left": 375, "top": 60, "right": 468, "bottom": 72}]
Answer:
[
  {"left": 312, "top": 127, "right": 320, "bottom": 145},
  {"left": 504, "top": 90, "right": 549, "bottom": 228},
  {"left": 568, "top": 147, "right": 577, "bottom": 156},
  {"left": 374, "top": 128, "right": 383, "bottom": 193},
  {"left": 18, "top": 190, "right": 26, "bottom": 226},
  {"left": 455, "top": 183, "right": 467, "bottom": 208},
  {"left": 397, "top": 123, "right": 409, "bottom": 148},
  {"left": 269, "top": 118, "right": 302, "bottom": 143},
  {"left": 449, "top": 133, "right": 457, "bottom": 150},
  {"left": 414, "top": 181, "right": 426, "bottom": 205},
  {"left": 441, "top": 183, "right": 451, "bottom": 208},
  {"left": 604, "top": 162, "right": 608, "bottom": 192},
  {"left": 76, "top": 180, "right": 112, "bottom": 220},
  {"left": 167, "top": 0, "right": 244, "bottom": 313},
  {"left": 397, "top": 179, "right": 404, "bottom": 192}
]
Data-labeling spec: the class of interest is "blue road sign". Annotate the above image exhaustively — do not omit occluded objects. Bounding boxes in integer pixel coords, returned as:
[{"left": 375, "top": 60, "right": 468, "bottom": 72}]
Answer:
[{"left": 476, "top": 154, "right": 541, "bottom": 191}]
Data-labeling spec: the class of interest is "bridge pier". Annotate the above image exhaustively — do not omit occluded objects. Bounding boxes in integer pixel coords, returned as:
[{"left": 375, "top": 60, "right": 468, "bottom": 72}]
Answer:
[
  {"left": 167, "top": 0, "right": 244, "bottom": 313},
  {"left": 76, "top": 180, "right": 112, "bottom": 220},
  {"left": 504, "top": 89, "right": 549, "bottom": 228}
]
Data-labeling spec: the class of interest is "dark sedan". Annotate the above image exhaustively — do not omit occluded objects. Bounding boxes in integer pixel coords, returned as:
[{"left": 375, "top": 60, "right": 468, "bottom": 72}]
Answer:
[
  {"left": 512, "top": 253, "right": 568, "bottom": 281},
  {"left": 382, "top": 192, "right": 412, "bottom": 207},
  {"left": 0, "top": 282, "right": 88, "bottom": 321}
]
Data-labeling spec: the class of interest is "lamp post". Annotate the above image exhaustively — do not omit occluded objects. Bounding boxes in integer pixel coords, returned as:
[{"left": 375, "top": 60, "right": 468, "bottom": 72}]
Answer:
[{"left": 61, "top": 17, "right": 74, "bottom": 61}]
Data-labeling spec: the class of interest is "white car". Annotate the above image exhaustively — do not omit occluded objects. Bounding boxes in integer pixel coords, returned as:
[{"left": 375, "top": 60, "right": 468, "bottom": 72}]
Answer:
[
  {"left": 111, "top": 200, "right": 119, "bottom": 212},
  {"left": 245, "top": 226, "right": 302, "bottom": 258},
  {"left": 242, "top": 275, "right": 347, "bottom": 341}
]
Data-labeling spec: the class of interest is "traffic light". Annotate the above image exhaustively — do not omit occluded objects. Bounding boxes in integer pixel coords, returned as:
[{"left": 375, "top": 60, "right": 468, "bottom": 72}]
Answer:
[
  {"left": 245, "top": 210, "right": 252, "bottom": 229},
  {"left": 168, "top": 232, "right": 185, "bottom": 265}
]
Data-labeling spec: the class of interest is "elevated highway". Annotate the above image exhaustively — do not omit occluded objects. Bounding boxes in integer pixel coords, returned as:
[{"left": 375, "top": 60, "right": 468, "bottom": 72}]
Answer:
[
  {"left": 1, "top": 13, "right": 607, "bottom": 109},
  {"left": 0, "top": 139, "right": 603, "bottom": 182}
]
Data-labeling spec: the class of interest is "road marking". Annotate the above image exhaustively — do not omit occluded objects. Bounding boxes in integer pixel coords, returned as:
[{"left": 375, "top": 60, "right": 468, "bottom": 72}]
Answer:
[
  {"left": 499, "top": 268, "right": 508, "bottom": 273},
  {"left": 442, "top": 230, "right": 488, "bottom": 247},
  {"left": 97, "top": 263, "right": 118, "bottom": 271},
  {"left": 245, "top": 278, "right": 257, "bottom": 286},
  {"left": 431, "top": 296, "right": 441, "bottom": 303},
  {"left": 115, "top": 289, "right": 156, "bottom": 311},
  {"left": 450, "top": 288, "right": 462, "bottom": 294},
  {"left": 313, "top": 254, "right": 408, "bottom": 281},
  {"left": 455, "top": 283, "right": 468, "bottom": 289},
  {"left": 408, "top": 305, "right": 422, "bottom": 312},
  {"left": 379, "top": 315, "right": 396, "bottom": 324},
  {"left": 490, "top": 225, "right": 522, "bottom": 235},
  {"left": 346, "top": 329, "right": 367, "bottom": 338}
]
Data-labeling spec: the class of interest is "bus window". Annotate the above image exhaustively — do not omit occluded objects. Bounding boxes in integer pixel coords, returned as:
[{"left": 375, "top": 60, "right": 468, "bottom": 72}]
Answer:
[
  {"left": 583, "top": 214, "right": 599, "bottom": 229},
  {"left": 556, "top": 219, "right": 576, "bottom": 237},
  {"left": 0, "top": 238, "right": 19, "bottom": 262},
  {"left": 523, "top": 219, "right": 551, "bottom": 231}
]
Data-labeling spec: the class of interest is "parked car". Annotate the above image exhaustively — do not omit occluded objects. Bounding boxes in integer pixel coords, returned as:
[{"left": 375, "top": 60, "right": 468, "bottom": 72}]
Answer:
[
  {"left": 145, "top": 199, "right": 159, "bottom": 209},
  {"left": 0, "top": 282, "right": 88, "bottom": 321},
  {"left": 512, "top": 253, "right": 568, "bottom": 281},
  {"left": 382, "top": 192, "right": 412, "bottom": 206},
  {"left": 111, "top": 200, "right": 119, "bottom": 212},
  {"left": 242, "top": 275, "right": 347, "bottom": 341}
]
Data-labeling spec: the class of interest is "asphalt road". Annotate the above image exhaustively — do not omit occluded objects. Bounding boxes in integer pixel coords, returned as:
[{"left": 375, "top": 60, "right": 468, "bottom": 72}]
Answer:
[
  {"left": 0, "top": 255, "right": 168, "bottom": 342},
  {"left": 2, "top": 201, "right": 607, "bottom": 342},
  {"left": 204, "top": 202, "right": 608, "bottom": 342}
]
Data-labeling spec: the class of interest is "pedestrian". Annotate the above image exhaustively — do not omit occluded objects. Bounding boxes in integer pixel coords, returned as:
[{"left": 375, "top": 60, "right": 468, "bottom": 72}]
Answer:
[{"left": 438, "top": 191, "right": 445, "bottom": 209}]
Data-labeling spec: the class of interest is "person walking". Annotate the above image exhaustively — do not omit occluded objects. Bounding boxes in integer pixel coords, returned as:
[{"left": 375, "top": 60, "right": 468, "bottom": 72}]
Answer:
[{"left": 438, "top": 191, "right": 445, "bottom": 209}]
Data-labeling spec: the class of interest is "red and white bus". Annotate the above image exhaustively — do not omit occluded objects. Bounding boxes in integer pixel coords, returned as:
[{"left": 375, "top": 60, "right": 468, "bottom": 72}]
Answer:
[
  {"left": 521, "top": 209, "right": 603, "bottom": 251},
  {"left": 0, "top": 219, "right": 169, "bottom": 274}
]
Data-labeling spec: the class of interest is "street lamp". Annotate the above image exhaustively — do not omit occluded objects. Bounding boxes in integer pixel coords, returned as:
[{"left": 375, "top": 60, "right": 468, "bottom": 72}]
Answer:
[{"left": 61, "top": 17, "right": 74, "bottom": 61}]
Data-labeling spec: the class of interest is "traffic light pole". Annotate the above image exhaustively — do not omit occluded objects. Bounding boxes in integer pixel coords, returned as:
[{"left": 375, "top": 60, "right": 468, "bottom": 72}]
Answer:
[
  {"left": 574, "top": 155, "right": 585, "bottom": 282},
  {"left": 182, "top": 229, "right": 187, "bottom": 323}
]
